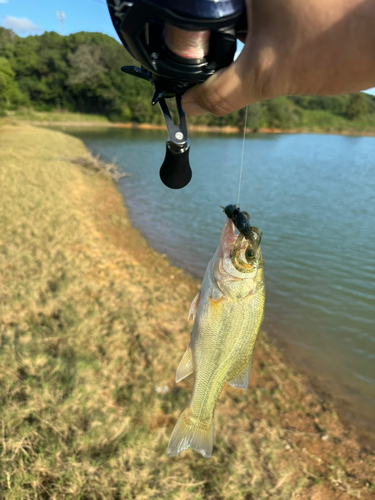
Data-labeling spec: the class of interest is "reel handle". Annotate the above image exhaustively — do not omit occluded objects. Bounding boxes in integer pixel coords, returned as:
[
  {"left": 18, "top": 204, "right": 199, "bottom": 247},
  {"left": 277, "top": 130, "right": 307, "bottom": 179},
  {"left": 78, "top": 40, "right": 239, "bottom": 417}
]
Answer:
[
  {"left": 160, "top": 141, "right": 192, "bottom": 189},
  {"left": 121, "top": 67, "right": 193, "bottom": 189},
  {"left": 158, "top": 94, "right": 192, "bottom": 189}
]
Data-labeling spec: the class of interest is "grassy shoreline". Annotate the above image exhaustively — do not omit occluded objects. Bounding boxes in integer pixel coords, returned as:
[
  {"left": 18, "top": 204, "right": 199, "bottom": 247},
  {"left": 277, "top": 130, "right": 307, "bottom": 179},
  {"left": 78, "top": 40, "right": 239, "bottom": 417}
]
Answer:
[
  {"left": 6, "top": 109, "right": 375, "bottom": 136},
  {"left": 1, "top": 121, "right": 374, "bottom": 499},
  {"left": 22, "top": 120, "right": 375, "bottom": 137}
]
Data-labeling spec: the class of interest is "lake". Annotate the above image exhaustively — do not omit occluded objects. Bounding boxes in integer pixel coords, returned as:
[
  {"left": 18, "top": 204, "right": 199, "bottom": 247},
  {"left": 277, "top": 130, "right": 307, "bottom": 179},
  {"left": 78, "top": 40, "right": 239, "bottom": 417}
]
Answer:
[{"left": 64, "top": 127, "right": 375, "bottom": 437}]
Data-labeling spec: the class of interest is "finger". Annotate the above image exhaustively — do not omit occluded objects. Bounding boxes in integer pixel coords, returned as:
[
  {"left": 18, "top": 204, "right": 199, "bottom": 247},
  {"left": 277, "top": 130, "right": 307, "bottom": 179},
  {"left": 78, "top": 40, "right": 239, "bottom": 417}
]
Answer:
[
  {"left": 181, "top": 56, "right": 249, "bottom": 117},
  {"left": 182, "top": 0, "right": 253, "bottom": 117}
]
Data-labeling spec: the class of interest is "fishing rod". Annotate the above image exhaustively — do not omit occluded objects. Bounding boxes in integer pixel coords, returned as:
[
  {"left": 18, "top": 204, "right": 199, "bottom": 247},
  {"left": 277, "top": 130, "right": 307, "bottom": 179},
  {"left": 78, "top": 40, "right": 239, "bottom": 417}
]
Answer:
[{"left": 106, "top": 0, "right": 247, "bottom": 189}]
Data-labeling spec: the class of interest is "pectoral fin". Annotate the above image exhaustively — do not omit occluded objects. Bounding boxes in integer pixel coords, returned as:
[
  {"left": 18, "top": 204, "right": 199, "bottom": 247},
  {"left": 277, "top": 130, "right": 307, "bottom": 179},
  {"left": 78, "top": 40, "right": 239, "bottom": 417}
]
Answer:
[
  {"left": 227, "top": 363, "right": 252, "bottom": 389},
  {"left": 187, "top": 292, "right": 200, "bottom": 322},
  {"left": 176, "top": 346, "right": 193, "bottom": 383}
]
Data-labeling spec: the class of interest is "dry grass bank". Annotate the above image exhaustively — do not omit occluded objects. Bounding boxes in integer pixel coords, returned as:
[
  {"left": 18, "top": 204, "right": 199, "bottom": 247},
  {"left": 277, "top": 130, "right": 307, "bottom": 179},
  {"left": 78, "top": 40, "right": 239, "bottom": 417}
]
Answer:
[
  {"left": 7, "top": 110, "right": 375, "bottom": 137},
  {"left": 0, "top": 121, "right": 374, "bottom": 499}
]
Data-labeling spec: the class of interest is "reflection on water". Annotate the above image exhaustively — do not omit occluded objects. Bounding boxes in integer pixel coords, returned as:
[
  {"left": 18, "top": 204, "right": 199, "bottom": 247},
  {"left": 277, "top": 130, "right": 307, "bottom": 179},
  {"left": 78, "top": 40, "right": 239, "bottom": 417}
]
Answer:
[{"left": 65, "top": 127, "right": 375, "bottom": 434}]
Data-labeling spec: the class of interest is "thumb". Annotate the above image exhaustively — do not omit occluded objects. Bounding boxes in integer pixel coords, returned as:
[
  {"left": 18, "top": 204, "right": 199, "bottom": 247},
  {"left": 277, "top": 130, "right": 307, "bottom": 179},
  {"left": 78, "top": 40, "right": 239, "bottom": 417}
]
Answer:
[{"left": 181, "top": 56, "right": 250, "bottom": 117}]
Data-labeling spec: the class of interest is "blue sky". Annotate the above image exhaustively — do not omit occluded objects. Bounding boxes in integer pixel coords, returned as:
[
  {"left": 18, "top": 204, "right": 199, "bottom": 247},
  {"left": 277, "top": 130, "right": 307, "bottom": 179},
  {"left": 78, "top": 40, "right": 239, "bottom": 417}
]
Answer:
[
  {"left": 0, "top": 0, "right": 115, "bottom": 37},
  {"left": 1, "top": 0, "right": 374, "bottom": 96}
]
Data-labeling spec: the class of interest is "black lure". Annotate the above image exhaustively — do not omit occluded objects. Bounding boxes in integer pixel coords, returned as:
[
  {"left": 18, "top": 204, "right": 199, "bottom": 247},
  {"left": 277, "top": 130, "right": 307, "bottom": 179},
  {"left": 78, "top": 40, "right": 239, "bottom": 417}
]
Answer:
[
  {"left": 222, "top": 204, "right": 262, "bottom": 243},
  {"left": 222, "top": 204, "right": 252, "bottom": 238}
]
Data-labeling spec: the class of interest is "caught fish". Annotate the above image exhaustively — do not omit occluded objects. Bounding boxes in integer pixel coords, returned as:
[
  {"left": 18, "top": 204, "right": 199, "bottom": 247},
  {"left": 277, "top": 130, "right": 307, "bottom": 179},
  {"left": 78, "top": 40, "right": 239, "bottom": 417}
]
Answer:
[{"left": 168, "top": 211, "right": 265, "bottom": 458}]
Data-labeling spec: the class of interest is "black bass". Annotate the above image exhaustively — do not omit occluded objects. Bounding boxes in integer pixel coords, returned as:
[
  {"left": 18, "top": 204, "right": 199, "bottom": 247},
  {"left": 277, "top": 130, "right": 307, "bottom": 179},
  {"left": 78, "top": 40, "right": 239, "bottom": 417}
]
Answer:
[{"left": 168, "top": 214, "right": 265, "bottom": 458}]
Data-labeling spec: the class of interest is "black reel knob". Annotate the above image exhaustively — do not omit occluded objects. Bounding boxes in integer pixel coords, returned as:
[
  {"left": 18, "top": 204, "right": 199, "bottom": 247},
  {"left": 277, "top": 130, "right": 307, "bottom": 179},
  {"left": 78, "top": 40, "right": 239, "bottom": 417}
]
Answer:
[{"left": 160, "top": 141, "right": 192, "bottom": 189}]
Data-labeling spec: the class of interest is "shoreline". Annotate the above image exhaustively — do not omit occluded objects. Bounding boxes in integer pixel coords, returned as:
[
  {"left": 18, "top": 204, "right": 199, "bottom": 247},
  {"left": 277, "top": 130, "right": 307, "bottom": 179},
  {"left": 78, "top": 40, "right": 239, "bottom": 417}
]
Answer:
[
  {"left": 16, "top": 118, "right": 375, "bottom": 137},
  {"left": 120, "top": 220, "right": 375, "bottom": 449},
  {"left": 265, "top": 322, "right": 375, "bottom": 447},
  {"left": 1, "top": 121, "right": 374, "bottom": 499},
  {"left": 38, "top": 117, "right": 375, "bottom": 443}
]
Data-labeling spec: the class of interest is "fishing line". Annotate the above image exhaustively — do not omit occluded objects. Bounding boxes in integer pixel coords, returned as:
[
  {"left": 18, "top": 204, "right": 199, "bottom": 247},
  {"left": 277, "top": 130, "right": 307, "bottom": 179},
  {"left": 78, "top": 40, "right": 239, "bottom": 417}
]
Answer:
[
  {"left": 164, "top": 24, "right": 210, "bottom": 59},
  {"left": 237, "top": 105, "right": 248, "bottom": 205}
]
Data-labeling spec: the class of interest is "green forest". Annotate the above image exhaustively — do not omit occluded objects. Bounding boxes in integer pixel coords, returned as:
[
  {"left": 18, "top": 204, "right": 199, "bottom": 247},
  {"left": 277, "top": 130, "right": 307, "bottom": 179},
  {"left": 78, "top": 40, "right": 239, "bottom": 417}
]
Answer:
[{"left": 1, "top": 27, "right": 375, "bottom": 131}]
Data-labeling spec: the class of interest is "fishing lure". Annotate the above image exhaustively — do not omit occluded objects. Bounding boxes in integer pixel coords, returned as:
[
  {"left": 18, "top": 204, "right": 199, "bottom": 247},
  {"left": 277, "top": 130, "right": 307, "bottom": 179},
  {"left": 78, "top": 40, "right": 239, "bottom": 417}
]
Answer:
[
  {"left": 222, "top": 204, "right": 262, "bottom": 241},
  {"left": 222, "top": 204, "right": 251, "bottom": 237},
  {"left": 221, "top": 204, "right": 263, "bottom": 273}
]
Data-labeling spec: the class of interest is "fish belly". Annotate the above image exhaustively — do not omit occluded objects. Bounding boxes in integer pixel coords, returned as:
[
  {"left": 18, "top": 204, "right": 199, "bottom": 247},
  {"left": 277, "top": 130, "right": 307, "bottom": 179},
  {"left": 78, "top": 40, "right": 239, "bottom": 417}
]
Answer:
[{"left": 191, "top": 290, "right": 263, "bottom": 416}]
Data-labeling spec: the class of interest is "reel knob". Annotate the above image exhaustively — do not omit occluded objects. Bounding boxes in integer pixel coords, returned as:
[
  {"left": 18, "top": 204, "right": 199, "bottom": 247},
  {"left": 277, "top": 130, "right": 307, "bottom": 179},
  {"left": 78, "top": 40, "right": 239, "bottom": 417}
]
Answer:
[{"left": 160, "top": 141, "right": 192, "bottom": 189}]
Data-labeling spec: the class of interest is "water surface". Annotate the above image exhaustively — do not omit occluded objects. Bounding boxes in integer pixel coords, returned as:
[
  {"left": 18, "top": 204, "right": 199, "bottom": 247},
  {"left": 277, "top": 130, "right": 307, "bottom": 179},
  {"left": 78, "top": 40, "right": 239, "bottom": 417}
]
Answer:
[{"left": 65, "top": 127, "right": 375, "bottom": 436}]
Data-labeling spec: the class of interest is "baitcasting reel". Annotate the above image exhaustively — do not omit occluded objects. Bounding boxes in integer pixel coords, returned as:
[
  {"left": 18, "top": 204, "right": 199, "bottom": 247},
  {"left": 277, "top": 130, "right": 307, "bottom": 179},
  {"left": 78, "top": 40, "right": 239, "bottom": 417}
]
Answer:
[{"left": 107, "top": 0, "right": 247, "bottom": 189}]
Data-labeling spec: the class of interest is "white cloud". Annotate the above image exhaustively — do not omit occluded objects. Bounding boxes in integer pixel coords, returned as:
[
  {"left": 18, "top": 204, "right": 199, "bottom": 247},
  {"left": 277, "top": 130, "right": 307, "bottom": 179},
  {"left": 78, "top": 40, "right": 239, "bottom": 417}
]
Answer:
[
  {"left": 0, "top": 0, "right": 9, "bottom": 4},
  {"left": 2, "top": 15, "right": 41, "bottom": 34}
]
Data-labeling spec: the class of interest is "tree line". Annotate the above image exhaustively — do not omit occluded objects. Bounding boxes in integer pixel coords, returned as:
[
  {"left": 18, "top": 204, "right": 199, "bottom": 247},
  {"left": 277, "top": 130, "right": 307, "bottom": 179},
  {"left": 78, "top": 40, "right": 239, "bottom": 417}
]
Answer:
[{"left": 1, "top": 27, "right": 375, "bottom": 129}]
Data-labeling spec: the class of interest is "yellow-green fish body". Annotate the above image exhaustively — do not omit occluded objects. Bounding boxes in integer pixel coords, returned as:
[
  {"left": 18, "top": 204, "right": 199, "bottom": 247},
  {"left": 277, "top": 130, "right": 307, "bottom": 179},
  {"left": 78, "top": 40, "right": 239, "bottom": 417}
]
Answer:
[{"left": 168, "top": 217, "right": 265, "bottom": 458}]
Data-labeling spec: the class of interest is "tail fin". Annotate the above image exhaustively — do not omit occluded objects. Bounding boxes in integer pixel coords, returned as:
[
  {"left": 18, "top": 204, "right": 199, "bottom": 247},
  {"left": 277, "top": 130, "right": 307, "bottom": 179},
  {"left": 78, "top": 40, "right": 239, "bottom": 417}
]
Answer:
[{"left": 167, "top": 408, "right": 214, "bottom": 458}]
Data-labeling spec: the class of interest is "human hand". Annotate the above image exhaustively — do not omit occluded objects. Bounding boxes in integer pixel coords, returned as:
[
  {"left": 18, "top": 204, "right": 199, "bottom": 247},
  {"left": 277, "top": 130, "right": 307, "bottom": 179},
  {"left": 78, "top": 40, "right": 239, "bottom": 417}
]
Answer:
[{"left": 182, "top": 0, "right": 375, "bottom": 117}]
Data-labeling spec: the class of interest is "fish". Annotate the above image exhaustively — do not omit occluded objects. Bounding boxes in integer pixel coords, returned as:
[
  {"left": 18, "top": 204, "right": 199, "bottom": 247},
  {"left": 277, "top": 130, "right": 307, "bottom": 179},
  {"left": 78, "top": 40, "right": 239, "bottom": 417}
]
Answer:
[{"left": 167, "top": 214, "right": 265, "bottom": 458}]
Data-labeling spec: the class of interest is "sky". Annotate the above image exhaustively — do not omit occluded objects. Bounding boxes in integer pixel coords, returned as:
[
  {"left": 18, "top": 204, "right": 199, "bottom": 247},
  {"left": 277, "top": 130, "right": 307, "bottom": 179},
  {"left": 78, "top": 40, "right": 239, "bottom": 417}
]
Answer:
[
  {"left": 1, "top": 0, "right": 374, "bottom": 96},
  {"left": 0, "top": 0, "right": 115, "bottom": 37}
]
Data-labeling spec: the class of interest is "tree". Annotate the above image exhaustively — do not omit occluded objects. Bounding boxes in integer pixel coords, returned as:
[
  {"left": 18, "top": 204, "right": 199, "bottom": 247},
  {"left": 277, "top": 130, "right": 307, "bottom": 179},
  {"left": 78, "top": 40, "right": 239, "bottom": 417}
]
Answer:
[
  {"left": 247, "top": 102, "right": 263, "bottom": 131},
  {"left": 0, "top": 28, "right": 374, "bottom": 126},
  {"left": 346, "top": 93, "right": 369, "bottom": 120},
  {"left": 289, "top": 95, "right": 350, "bottom": 116},
  {"left": 0, "top": 27, "right": 17, "bottom": 60},
  {"left": 68, "top": 45, "right": 107, "bottom": 86},
  {"left": 0, "top": 57, "right": 28, "bottom": 111},
  {"left": 263, "top": 97, "right": 301, "bottom": 129}
]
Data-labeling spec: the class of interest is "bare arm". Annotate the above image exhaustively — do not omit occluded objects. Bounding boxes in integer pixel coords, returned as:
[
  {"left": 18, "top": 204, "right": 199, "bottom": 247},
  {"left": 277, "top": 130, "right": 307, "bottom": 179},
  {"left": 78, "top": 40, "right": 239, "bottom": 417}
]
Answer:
[{"left": 182, "top": 0, "right": 375, "bottom": 116}]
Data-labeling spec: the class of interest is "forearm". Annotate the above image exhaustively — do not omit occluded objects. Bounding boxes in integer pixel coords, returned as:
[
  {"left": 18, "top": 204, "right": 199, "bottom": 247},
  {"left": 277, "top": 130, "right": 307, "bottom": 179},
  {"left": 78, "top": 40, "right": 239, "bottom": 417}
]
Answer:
[{"left": 255, "top": 0, "right": 375, "bottom": 98}]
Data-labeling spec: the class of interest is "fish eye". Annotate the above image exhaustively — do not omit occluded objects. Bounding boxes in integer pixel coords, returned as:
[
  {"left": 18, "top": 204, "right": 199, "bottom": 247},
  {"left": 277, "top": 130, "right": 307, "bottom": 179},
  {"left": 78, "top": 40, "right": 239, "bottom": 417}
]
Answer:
[{"left": 246, "top": 248, "right": 255, "bottom": 261}]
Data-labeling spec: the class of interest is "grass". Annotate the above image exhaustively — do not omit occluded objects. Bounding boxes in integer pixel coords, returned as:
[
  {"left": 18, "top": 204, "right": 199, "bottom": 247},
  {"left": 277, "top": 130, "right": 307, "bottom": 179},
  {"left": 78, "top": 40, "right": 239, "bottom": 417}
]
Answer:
[
  {"left": 0, "top": 120, "right": 374, "bottom": 499},
  {"left": 298, "top": 109, "right": 375, "bottom": 133},
  {"left": 5, "top": 108, "right": 109, "bottom": 123},
  {"left": 6, "top": 107, "right": 375, "bottom": 135}
]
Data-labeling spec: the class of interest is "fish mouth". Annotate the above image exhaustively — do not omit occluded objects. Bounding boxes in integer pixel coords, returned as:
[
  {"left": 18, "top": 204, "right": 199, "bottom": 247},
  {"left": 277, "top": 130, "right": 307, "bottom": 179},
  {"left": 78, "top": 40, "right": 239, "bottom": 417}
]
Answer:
[
  {"left": 218, "top": 218, "right": 239, "bottom": 260},
  {"left": 216, "top": 217, "right": 262, "bottom": 283},
  {"left": 219, "top": 217, "right": 262, "bottom": 267}
]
